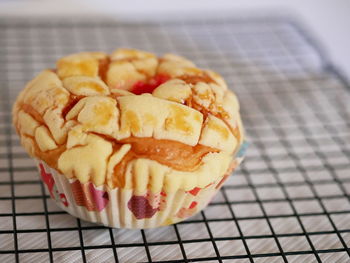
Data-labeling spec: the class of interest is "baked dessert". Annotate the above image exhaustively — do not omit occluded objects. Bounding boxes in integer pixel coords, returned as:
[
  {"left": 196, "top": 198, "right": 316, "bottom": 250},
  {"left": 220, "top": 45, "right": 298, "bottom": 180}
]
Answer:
[{"left": 12, "top": 48, "right": 246, "bottom": 228}]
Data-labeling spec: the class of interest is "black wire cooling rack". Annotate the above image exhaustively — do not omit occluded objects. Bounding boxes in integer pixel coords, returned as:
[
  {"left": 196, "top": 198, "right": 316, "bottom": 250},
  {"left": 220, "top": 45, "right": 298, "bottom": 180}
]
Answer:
[{"left": 0, "top": 16, "right": 349, "bottom": 263}]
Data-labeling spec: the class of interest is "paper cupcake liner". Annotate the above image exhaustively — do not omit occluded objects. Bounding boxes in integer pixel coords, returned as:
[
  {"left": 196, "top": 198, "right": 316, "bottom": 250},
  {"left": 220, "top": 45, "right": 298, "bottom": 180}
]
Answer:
[{"left": 35, "top": 142, "right": 247, "bottom": 229}]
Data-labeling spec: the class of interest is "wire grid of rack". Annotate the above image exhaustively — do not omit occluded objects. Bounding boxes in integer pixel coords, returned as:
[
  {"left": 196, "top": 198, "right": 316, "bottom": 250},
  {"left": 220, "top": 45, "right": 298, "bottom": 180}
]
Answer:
[{"left": 0, "top": 16, "right": 350, "bottom": 263}]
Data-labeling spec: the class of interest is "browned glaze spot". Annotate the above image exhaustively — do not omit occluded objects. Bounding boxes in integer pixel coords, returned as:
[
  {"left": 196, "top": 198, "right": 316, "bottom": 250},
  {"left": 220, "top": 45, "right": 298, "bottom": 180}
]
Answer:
[
  {"left": 186, "top": 98, "right": 209, "bottom": 118},
  {"left": 122, "top": 111, "right": 141, "bottom": 134},
  {"left": 21, "top": 103, "right": 45, "bottom": 124},
  {"left": 179, "top": 72, "right": 215, "bottom": 85},
  {"left": 111, "top": 137, "right": 219, "bottom": 188},
  {"left": 186, "top": 97, "right": 232, "bottom": 132},
  {"left": 38, "top": 145, "right": 66, "bottom": 169},
  {"left": 112, "top": 150, "right": 136, "bottom": 188},
  {"left": 92, "top": 100, "right": 115, "bottom": 126},
  {"left": 98, "top": 57, "right": 110, "bottom": 83},
  {"left": 29, "top": 136, "right": 66, "bottom": 169},
  {"left": 62, "top": 95, "right": 82, "bottom": 119},
  {"left": 164, "top": 104, "right": 193, "bottom": 134},
  {"left": 75, "top": 81, "right": 106, "bottom": 93},
  {"left": 207, "top": 119, "right": 229, "bottom": 140}
]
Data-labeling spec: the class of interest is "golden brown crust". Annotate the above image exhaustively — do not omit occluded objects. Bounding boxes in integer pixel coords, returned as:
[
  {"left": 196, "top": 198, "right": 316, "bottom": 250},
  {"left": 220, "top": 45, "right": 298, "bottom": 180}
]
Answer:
[{"left": 13, "top": 48, "right": 244, "bottom": 191}]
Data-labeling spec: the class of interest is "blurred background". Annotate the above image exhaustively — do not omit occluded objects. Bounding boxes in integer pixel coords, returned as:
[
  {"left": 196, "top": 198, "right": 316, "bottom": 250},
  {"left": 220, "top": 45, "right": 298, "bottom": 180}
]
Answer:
[{"left": 1, "top": 0, "right": 349, "bottom": 80}]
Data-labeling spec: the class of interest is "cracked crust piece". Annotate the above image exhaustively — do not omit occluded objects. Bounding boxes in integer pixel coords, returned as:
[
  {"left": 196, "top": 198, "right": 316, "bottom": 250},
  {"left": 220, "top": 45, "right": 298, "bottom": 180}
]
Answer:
[{"left": 13, "top": 48, "right": 245, "bottom": 192}]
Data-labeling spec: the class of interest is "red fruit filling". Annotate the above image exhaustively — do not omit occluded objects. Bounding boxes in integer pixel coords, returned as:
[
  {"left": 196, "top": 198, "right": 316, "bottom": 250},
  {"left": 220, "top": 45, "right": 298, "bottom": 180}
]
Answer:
[{"left": 131, "top": 74, "right": 170, "bottom": 95}]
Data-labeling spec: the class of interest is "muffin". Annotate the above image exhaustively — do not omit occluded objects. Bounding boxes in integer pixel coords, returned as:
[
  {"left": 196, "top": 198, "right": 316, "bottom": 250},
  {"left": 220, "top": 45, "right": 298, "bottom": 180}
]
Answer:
[{"left": 12, "top": 48, "right": 247, "bottom": 228}]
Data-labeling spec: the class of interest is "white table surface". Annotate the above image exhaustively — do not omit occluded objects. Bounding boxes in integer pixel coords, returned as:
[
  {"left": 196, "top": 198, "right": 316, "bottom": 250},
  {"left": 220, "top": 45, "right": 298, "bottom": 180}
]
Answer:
[{"left": 1, "top": 0, "right": 349, "bottom": 81}]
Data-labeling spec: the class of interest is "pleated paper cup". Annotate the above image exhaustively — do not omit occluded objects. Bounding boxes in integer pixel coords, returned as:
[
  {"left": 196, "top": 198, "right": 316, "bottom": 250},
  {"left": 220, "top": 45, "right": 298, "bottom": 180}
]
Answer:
[{"left": 35, "top": 144, "right": 246, "bottom": 229}]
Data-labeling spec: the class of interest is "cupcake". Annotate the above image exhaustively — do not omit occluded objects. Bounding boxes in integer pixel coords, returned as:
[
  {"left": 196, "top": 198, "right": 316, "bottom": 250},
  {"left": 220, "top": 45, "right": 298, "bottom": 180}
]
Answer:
[{"left": 12, "top": 48, "right": 247, "bottom": 228}]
